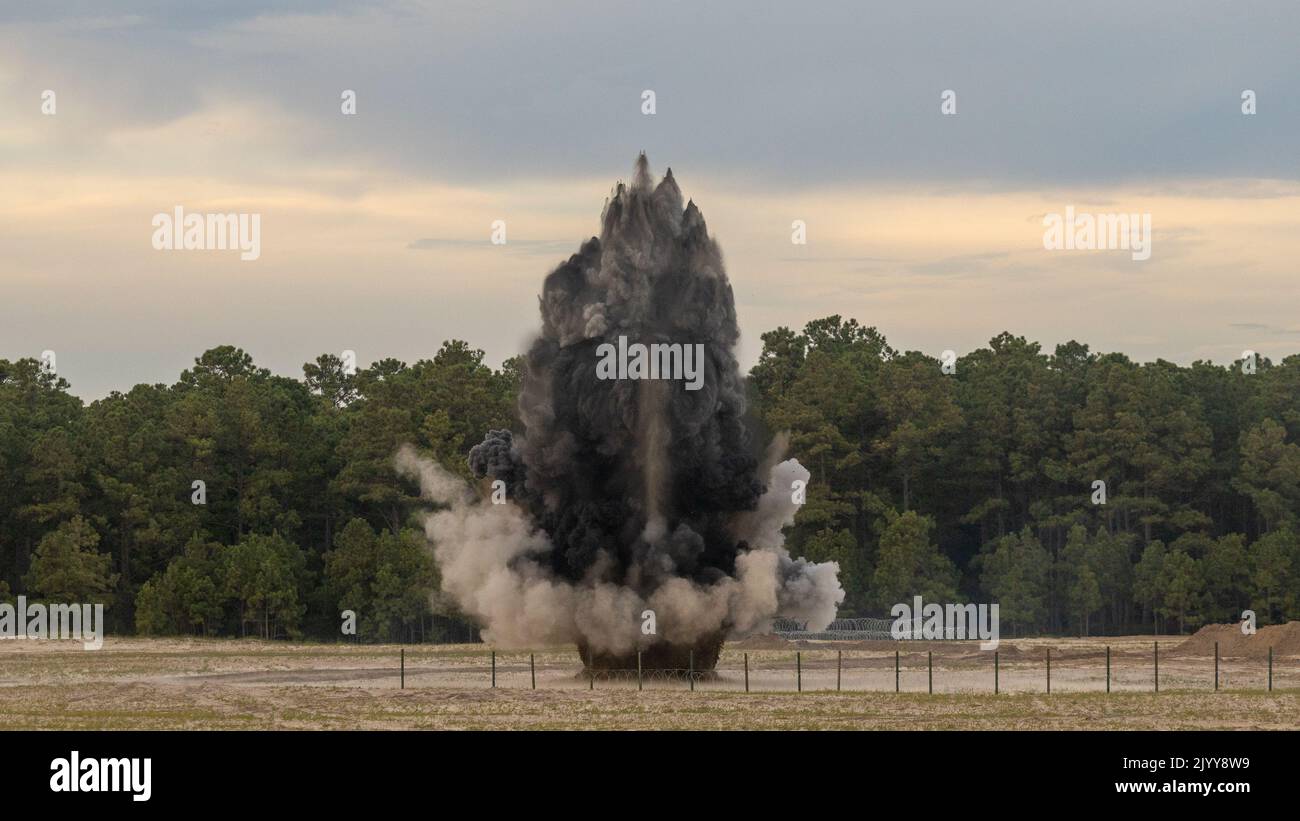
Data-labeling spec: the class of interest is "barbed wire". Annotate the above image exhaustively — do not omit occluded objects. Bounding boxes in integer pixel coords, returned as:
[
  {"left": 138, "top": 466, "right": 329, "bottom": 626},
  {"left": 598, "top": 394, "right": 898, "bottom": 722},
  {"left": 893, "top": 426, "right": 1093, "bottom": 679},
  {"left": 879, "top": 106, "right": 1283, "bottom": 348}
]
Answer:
[{"left": 773, "top": 616, "right": 896, "bottom": 641}]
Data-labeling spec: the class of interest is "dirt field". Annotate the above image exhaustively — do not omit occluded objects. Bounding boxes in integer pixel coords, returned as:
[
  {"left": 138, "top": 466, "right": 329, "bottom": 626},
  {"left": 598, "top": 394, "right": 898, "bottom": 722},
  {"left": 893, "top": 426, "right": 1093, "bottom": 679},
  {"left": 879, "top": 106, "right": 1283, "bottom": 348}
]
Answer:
[{"left": 0, "top": 633, "right": 1295, "bottom": 729}]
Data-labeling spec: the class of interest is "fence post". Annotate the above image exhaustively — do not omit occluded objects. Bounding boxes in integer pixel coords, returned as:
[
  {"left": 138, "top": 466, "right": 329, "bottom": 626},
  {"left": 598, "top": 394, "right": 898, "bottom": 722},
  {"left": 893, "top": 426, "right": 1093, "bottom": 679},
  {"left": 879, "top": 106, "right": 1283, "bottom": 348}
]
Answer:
[
  {"left": 994, "top": 650, "right": 999, "bottom": 695},
  {"left": 744, "top": 652, "right": 749, "bottom": 693},
  {"left": 491, "top": 650, "right": 496, "bottom": 688},
  {"left": 837, "top": 650, "right": 842, "bottom": 692},
  {"left": 928, "top": 650, "right": 932, "bottom": 694},
  {"left": 400, "top": 648, "right": 404, "bottom": 690},
  {"left": 530, "top": 653, "right": 536, "bottom": 690},
  {"left": 589, "top": 648, "right": 594, "bottom": 690},
  {"left": 895, "top": 649, "right": 900, "bottom": 693},
  {"left": 689, "top": 649, "right": 694, "bottom": 691},
  {"left": 1106, "top": 645, "right": 1111, "bottom": 693},
  {"left": 1214, "top": 641, "right": 1219, "bottom": 691},
  {"left": 1268, "top": 647, "right": 1273, "bottom": 692},
  {"left": 1154, "top": 641, "right": 1159, "bottom": 693},
  {"left": 1047, "top": 648, "right": 1051, "bottom": 694},
  {"left": 637, "top": 651, "right": 642, "bottom": 691},
  {"left": 796, "top": 652, "right": 802, "bottom": 692}
]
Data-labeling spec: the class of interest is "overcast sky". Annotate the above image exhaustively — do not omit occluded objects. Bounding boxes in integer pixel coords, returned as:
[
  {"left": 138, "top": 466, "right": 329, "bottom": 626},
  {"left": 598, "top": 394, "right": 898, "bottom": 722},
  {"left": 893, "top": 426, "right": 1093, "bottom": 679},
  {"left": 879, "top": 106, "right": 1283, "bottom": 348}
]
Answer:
[{"left": 3, "top": 1, "right": 1299, "bottom": 399}]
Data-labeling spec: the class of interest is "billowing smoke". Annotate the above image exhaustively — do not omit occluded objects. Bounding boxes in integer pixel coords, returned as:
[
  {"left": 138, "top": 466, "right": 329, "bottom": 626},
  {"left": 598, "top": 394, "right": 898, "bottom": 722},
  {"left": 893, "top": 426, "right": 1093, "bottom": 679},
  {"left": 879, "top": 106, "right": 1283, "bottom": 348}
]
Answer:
[{"left": 398, "top": 155, "right": 842, "bottom": 659}]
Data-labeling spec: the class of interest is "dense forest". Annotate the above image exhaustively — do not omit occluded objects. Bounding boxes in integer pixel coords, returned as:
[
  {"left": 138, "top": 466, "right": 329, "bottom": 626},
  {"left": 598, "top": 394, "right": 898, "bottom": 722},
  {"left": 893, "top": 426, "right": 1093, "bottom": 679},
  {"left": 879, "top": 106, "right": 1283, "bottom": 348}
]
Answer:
[{"left": 2, "top": 316, "right": 1297, "bottom": 641}]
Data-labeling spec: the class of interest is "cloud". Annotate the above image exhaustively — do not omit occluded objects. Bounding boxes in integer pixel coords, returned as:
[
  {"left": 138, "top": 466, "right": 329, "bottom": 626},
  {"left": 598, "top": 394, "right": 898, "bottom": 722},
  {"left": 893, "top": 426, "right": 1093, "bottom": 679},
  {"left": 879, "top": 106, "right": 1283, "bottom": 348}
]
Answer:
[
  {"left": 4, "top": 1, "right": 1299, "bottom": 186},
  {"left": 1230, "top": 323, "right": 1300, "bottom": 336},
  {"left": 407, "top": 238, "right": 575, "bottom": 257},
  {"left": 5, "top": 2, "right": 1300, "bottom": 400},
  {"left": 902, "top": 252, "right": 1013, "bottom": 278}
]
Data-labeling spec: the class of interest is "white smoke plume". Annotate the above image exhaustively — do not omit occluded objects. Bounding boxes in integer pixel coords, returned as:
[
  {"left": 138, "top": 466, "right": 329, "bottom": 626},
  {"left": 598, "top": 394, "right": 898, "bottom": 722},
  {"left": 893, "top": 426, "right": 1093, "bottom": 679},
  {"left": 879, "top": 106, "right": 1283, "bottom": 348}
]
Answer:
[{"left": 396, "top": 445, "right": 842, "bottom": 654}]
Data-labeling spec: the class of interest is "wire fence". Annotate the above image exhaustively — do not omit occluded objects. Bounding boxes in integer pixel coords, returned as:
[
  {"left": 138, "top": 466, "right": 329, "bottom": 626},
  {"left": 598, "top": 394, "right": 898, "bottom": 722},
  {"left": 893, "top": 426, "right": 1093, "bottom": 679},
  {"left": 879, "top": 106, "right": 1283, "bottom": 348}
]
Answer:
[{"left": 392, "top": 641, "right": 1296, "bottom": 694}]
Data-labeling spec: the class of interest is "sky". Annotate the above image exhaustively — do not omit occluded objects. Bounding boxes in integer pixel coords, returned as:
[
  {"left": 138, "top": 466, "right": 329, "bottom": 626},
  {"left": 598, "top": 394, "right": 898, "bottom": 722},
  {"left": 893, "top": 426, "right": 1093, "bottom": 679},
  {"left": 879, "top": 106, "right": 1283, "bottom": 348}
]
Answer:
[{"left": 2, "top": 0, "right": 1299, "bottom": 399}]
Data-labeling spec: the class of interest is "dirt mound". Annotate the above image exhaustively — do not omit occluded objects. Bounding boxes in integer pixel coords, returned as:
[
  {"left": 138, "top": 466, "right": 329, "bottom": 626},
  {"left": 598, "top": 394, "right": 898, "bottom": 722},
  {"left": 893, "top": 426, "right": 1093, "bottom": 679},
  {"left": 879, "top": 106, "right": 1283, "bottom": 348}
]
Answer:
[
  {"left": 833, "top": 640, "right": 908, "bottom": 652},
  {"left": 579, "top": 632, "right": 724, "bottom": 671},
  {"left": 1171, "top": 621, "right": 1300, "bottom": 658}
]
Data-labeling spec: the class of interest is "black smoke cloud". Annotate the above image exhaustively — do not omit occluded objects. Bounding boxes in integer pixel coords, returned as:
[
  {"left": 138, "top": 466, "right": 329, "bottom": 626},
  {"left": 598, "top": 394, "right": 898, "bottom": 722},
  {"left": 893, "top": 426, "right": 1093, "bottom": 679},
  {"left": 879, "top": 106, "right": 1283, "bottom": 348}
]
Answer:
[{"left": 399, "top": 156, "right": 842, "bottom": 656}]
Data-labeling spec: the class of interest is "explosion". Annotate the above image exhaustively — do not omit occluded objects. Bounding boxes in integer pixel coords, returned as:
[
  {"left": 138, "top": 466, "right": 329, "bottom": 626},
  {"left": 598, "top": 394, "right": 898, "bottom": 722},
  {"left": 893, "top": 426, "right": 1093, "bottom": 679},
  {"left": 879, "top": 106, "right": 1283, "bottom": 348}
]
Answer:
[{"left": 398, "top": 155, "right": 843, "bottom": 670}]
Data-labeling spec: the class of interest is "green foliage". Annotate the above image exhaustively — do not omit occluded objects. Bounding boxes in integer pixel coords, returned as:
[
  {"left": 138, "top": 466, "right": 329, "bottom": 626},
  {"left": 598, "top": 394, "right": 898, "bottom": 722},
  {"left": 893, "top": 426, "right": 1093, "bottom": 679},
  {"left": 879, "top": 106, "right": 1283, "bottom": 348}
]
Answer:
[
  {"left": 979, "top": 528, "right": 1051, "bottom": 634},
  {"left": 23, "top": 516, "right": 117, "bottom": 605},
  {"left": 870, "top": 511, "right": 958, "bottom": 609},
  {"left": 220, "top": 531, "right": 308, "bottom": 638},
  {"left": 135, "top": 536, "right": 224, "bottom": 635},
  {"left": 1158, "top": 548, "right": 1202, "bottom": 634},
  {"left": 2, "top": 320, "right": 1299, "bottom": 639},
  {"left": 1233, "top": 420, "right": 1300, "bottom": 533},
  {"left": 754, "top": 318, "right": 1300, "bottom": 630},
  {"left": 1249, "top": 528, "right": 1299, "bottom": 623},
  {"left": 1200, "top": 533, "right": 1250, "bottom": 623},
  {"left": 1055, "top": 525, "right": 1134, "bottom": 635},
  {"left": 0, "top": 343, "right": 514, "bottom": 641},
  {"left": 323, "top": 518, "right": 436, "bottom": 641}
]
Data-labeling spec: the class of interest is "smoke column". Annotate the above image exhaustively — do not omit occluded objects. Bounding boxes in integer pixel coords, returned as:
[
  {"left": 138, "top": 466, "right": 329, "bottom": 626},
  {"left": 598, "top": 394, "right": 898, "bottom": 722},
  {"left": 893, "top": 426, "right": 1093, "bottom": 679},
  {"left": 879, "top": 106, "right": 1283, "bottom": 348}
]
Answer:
[{"left": 398, "top": 155, "right": 843, "bottom": 668}]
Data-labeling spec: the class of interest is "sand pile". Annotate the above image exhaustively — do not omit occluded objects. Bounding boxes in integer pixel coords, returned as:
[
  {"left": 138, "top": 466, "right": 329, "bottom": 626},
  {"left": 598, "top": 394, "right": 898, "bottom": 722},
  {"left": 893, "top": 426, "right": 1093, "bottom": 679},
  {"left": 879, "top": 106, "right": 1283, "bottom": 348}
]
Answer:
[{"left": 1171, "top": 621, "right": 1300, "bottom": 658}]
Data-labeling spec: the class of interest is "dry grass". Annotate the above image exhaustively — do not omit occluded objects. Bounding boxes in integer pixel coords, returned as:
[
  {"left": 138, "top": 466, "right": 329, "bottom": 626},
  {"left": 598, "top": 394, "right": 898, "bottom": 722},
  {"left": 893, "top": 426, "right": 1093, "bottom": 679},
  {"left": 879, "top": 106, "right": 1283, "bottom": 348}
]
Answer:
[{"left": 0, "top": 636, "right": 1295, "bottom": 730}]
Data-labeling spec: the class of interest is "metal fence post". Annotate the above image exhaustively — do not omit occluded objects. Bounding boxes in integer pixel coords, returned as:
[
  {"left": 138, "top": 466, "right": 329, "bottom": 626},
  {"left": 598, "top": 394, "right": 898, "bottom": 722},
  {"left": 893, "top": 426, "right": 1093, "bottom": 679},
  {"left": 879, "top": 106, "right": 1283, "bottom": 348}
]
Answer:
[
  {"left": 837, "top": 650, "right": 842, "bottom": 692},
  {"left": 744, "top": 652, "right": 749, "bottom": 693},
  {"left": 491, "top": 650, "right": 496, "bottom": 688},
  {"left": 689, "top": 649, "right": 694, "bottom": 691},
  {"left": 895, "top": 649, "right": 900, "bottom": 693},
  {"left": 928, "top": 650, "right": 932, "bottom": 694},
  {"left": 400, "top": 648, "right": 404, "bottom": 690},
  {"left": 530, "top": 653, "right": 535, "bottom": 690},
  {"left": 1154, "top": 641, "right": 1159, "bottom": 693},
  {"left": 1047, "top": 647, "right": 1051, "bottom": 694},
  {"left": 637, "top": 651, "right": 642, "bottom": 691},
  {"left": 589, "top": 648, "right": 594, "bottom": 690},
  {"left": 796, "top": 652, "right": 802, "bottom": 692},
  {"left": 994, "top": 650, "right": 999, "bottom": 695},
  {"left": 1268, "top": 646, "right": 1273, "bottom": 692},
  {"left": 1106, "top": 645, "right": 1111, "bottom": 693},
  {"left": 1214, "top": 641, "right": 1219, "bottom": 691}
]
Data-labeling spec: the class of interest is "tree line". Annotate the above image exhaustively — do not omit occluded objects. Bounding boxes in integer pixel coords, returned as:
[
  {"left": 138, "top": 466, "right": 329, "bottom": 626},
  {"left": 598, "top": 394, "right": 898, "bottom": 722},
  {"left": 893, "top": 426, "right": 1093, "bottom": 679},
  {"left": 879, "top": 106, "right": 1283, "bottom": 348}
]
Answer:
[
  {"left": 752, "top": 317, "right": 1300, "bottom": 635},
  {"left": 1, "top": 316, "right": 1297, "bottom": 640},
  {"left": 0, "top": 342, "right": 514, "bottom": 641}
]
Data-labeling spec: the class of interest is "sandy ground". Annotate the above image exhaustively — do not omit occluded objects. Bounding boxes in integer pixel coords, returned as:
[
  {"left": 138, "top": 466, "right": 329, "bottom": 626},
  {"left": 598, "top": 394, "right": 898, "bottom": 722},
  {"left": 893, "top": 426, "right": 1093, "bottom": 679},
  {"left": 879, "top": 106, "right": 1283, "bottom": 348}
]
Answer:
[{"left": 0, "top": 636, "right": 1295, "bottom": 729}]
